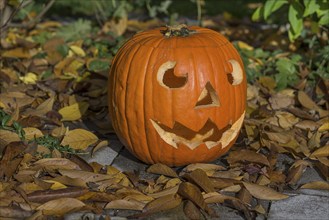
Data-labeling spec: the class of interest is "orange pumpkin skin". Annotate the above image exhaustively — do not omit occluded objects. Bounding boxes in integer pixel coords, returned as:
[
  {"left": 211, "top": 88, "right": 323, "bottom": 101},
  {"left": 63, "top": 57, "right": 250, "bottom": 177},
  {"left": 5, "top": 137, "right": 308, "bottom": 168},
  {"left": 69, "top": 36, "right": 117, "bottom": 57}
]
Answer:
[{"left": 108, "top": 26, "right": 247, "bottom": 167}]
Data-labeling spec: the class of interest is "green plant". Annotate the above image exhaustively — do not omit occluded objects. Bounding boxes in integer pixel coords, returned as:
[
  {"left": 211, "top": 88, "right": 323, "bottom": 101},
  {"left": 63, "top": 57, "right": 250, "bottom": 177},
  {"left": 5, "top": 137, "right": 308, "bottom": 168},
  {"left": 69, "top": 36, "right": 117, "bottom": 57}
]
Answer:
[
  {"left": 0, "top": 109, "right": 25, "bottom": 140},
  {"left": 252, "top": 0, "right": 329, "bottom": 42},
  {"left": 33, "top": 135, "right": 77, "bottom": 158}
]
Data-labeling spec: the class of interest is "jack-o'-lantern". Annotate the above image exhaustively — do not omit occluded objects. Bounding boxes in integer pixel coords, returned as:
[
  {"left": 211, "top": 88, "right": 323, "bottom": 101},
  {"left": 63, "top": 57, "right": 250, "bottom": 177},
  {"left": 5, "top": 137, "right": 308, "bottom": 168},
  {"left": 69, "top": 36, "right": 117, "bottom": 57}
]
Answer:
[{"left": 108, "top": 25, "right": 246, "bottom": 166}]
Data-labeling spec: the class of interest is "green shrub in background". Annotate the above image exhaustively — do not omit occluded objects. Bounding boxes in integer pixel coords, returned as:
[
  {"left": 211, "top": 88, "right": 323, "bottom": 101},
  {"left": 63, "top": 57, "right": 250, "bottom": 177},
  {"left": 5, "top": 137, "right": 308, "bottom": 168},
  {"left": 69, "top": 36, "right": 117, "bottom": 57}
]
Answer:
[{"left": 252, "top": 0, "right": 329, "bottom": 42}]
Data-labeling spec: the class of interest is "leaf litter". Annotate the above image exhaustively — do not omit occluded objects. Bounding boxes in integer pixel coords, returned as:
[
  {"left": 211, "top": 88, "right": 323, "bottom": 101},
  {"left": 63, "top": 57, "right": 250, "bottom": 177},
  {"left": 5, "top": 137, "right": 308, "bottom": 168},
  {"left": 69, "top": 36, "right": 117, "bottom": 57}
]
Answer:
[{"left": 0, "top": 10, "right": 328, "bottom": 220}]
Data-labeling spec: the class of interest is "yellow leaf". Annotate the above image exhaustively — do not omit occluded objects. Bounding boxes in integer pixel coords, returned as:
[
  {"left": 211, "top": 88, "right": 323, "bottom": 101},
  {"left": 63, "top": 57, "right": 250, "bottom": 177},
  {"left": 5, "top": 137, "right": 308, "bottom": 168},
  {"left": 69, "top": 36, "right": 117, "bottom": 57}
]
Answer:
[
  {"left": 2, "top": 47, "right": 35, "bottom": 58},
  {"left": 310, "top": 145, "right": 329, "bottom": 158},
  {"left": 58, "top": 102, "right": 89, "bottom": 121},
  {"left": 318, "top": 122, "right": 329, "bottom": 132},
  {"left": 70, "top": 45, "right": 86, "bottom": 57},
  {"left": 300, "top": 181, "right": 329, "bottom": 190},
  {"left": 43, "top": 180, "right": 67, "bottom": 190},
  {"left": 61, "top": 129, "right": 98, "bottom": 150},
  {"left": 23, "top": 127, "right": 43, "bottom": 141},
  {"left": 237, "top": 41, "right": 254, "bottom": 51},
  {"left": 19, "top": 72, "right": 38, "bottom": 84}
]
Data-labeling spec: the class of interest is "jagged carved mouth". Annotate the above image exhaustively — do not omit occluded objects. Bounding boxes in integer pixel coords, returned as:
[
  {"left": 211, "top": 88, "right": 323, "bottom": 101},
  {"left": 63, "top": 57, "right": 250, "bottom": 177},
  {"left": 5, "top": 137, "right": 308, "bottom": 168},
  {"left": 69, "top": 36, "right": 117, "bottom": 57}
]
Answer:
[{"left": 150, "top": 111, "right": 245, "bottom": 150}]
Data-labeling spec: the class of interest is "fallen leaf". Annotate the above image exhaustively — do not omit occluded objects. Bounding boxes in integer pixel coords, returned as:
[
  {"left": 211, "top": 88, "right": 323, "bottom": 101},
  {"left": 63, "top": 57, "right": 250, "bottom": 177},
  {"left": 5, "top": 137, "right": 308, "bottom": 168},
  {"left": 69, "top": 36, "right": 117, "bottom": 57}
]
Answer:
[
  {"left": 91, "top": 140, "right": 109, "bottom": 156},
  {"left": 23, "top": 127, "right": 43, "bottom": 141},
  {"left": 178, "top": 182, "right": 209, "bottom": 212},
  {"left": 300, "top": 181, "right": 329, "bottom": 190},
  {"left": 24, "top": 96, "right": 55, "bottom": 116},
  {"left": 184, "top": 169, "right": 215, "bottom": 193},
  {"left": 58, "top": 102, "right": 89, "bottom": 121},
  {"left": 61, "top": 129, "right": 98, "bottom": 150},
  {"left": 69, "top": 45, "right": 86, "bottom": 57},
  {"left": 183, "top": 163, "right": 225, "bottom": 176},
  {"left": 203, "top": 192, "right": 239, "bottom": 204},
  {"left": 310, "top": 145, "right": 329, "bottom": 159},
  {"left": 318, "top": 122, "right": 329, "bottom": 132},
  {"left": 143, "top": 194, "right": 182, "bottom": 215},
  {"left": 105, "top": 199, "right": 145, "bottom": 211},
  {"left": 242, "top": 182, "right": 289, "bottom": 200},
  {"left": 27, "top": 187, "right": 88, "bottom": 203},
  {"left": 227, "top": 149, "right": 270, "bottom": 166},
  {"left": 0, "top": 130, "right": 21, "bottom": 147},
  {"left": 32, "top": 158, "right": 81, "bottom": 171},
  {"left": 147, "top": 185, "right": 180, "bottom": 198},
  {"left": 184, "top": 200, "right": 201, "bottom": 220},
  {"left": 36, "top": 197, "right": 86, "bottom": 216},
  {"left": 19, "top": 72, "right": 38, "bottom": 84},
  {"left": 147, "top": 163, "right": 178, "bottom": 178}
]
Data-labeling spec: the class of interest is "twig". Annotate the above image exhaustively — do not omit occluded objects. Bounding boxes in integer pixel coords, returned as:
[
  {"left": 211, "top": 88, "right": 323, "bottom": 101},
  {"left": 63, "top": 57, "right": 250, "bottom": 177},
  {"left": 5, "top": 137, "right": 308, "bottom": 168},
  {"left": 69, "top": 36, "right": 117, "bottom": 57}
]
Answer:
[
  {"left": 2, "top": 0, "right": 55, "bottom": 31},
  {"left": 0, "top": 0, "right": 26, "bottom": 30}
]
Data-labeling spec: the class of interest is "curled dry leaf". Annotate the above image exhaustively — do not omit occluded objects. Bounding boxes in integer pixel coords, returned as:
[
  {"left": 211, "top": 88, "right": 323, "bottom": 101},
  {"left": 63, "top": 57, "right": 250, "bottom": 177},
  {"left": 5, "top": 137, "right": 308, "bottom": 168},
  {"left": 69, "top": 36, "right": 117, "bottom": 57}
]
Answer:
[
  {"left": 105, "top": 199, "right": 145, "bottom": 211},
  {"left": 32, "top": 158, "right": 81, "bottom": 171},
  {"left": 310, "top": 145, "right": 329, "bottom": 159},
  {"left": 147, "top": 163, "right": 178, "bottom": 178},
  {"left": 203, "top": 192, "right": 239, "bottom": 204},
  {"left": 300, "top": 181, "right": 329, "bottom": 190},
  {"left": 227, "top": 149, "right": 270, "bottom": 166},
  {"left": 147, "top": 185, "right": 180, "bottom": 199},
  {"left": 36, "top": 197, "right": 87, "bottom": 216},
  {"left": 27, "top": 187, "right": 88, "bottom": 203},
  {"left": 184, "top": 200, "right": 201, "bottom": 220},
  {"left": 24, "top": 96, "right": 55, "bottom": 117},
  {"left": 143, "top": 194, "right": 182, "bottom": 215},
  {"left": 92, "top": 140, "right": 109, "bottom": 156},
  {"left": 242, "top": 182, "right": 289, "bottom": 201},
  {"left": 184, "top": 169, "right": 215, "bottom": 193},
  {"left": 183, "top": 163, "right": 226, "bottom": 176},
  {"left": 61, "top": 129, "right": 98, "bottom": 150},
  {"left": 178, "top": 182, "right": 209, "bottom": 212}
]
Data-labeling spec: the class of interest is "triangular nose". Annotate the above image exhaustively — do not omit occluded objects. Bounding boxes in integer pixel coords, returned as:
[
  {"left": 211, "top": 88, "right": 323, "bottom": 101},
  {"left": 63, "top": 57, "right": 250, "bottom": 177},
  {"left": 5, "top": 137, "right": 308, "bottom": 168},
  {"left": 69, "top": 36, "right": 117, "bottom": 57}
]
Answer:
[{"left": 195, "top": 82, "right": 220, "bottom": 109}]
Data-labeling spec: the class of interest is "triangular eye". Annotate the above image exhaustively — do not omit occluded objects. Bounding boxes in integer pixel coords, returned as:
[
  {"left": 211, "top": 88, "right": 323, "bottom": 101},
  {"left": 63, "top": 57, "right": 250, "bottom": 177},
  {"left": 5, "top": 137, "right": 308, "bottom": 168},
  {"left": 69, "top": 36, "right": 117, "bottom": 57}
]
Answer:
[
  {"left": 157, "top": 61, "right": 187, "bottom": 89},
  {"left": 195, "top": 82, "right": 220, "bottom": 109}
]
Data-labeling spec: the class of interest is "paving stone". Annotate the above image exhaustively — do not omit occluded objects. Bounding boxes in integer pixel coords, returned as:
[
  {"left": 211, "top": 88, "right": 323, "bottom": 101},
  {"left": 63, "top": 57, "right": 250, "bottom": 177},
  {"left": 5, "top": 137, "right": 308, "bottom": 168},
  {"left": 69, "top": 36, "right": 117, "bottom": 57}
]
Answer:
[
  {"left": 268, "top": 193, "right": 329, "bottom": 220},
  {"left": 111, "top": 148, "right": 149, "bottom": 173},
  {"left": 84, "top": 137, "right": 123, "bottom": 166}
]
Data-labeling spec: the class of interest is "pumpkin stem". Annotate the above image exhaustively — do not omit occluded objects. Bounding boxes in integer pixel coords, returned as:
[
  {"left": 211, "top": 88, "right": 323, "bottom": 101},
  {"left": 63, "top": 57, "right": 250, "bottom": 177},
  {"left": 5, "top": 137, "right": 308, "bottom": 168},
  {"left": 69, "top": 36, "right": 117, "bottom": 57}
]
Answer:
[{"left": 161, "top": 24, "right": 196, "bottom": 38}]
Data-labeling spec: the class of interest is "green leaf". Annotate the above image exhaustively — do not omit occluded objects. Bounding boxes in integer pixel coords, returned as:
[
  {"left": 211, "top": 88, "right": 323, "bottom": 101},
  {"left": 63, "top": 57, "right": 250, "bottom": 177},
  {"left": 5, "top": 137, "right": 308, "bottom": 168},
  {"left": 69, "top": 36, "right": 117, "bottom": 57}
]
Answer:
[
  {"left": 88, "top": 59, "right": 110, "bottom": 72},
  {"left": 56, "top": 19, "right": 92, "bottom": 42},
  {"left": 263, "top": 0, "right": 288, "bottom": 20},
  {"left": 275, "top": 58, "right": 299, "bottom": 90},
  {"left": 318, "top": 12, "right": 329, "bottom": 25},
  {"left": 303, "top": 0, "right": 320, "bottom": 17},
  {"left": 288, "top": 2, "right": 304, "bottom": 41},
  {"left": 252, "top": 7, "right": 263, "bottom": 21},
  {"left": 56, "top": 44, "right": 69, "bottom": 57}
]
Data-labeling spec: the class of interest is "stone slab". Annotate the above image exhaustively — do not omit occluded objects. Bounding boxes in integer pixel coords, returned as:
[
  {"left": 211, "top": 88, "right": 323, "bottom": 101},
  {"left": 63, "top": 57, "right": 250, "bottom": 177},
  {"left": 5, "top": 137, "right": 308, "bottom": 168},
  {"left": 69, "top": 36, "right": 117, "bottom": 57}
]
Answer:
[{"left": 268, "top": 193, "right": 329, "bottom": 220}]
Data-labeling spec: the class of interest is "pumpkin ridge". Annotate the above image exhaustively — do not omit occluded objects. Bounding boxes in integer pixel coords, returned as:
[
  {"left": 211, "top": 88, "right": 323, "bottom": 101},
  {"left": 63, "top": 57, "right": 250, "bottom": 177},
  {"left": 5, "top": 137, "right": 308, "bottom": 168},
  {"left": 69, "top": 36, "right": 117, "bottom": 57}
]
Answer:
[
  {"left": 124, "top": 44, "right": 142, "bottom": 156},
  {"left": 144, "top": 36, "right": 168, "bottom": 164}
]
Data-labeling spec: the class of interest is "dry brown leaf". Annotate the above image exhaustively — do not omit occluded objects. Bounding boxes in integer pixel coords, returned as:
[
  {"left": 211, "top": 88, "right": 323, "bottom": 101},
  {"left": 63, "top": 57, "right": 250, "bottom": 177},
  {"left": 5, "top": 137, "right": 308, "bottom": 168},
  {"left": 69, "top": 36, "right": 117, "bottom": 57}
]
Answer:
[
  {"left": 105, "top": 199, "right": 145, "bottom": 211},
  {"left": 184, "top": 200, "right": 201, "bottom": 220},
  {"left": 36, "top": 197, "right": 86, "bottom": 216},
  {"left": 58, "top": 170, "right": 113, "bottom": 183},
  {"left": 286, "top": 160, "right": 311, "bottom": 185},
  {"left": 238, "top": 187, "right": 252, "bottom": 205},
  {"left": 227, "top": 149, "right": 270, "bottom": 166},
  {"left": 0, "top": 206, "right": 33, "bottom": 218},
  {"left": 23, "top": 127, "right": 43, "bottom": 141},
  {"left": 178, "top": 182, "right": 208, "bottom": 212},
  {"left": 143, "top": 194, "right": 182, "bottom": 215},
  {"left": 298, "top": 91, "right": 329, "bottom": 117},
  {"left": 242, "top": 182, "right": 289, "bottom": 200},
  {"left": 32, "top": 158, "right": 81, "bottom": 171},
  {"left": 92, "top": 140, "right": 109, "bottom": 156},
  {"left": 221, "top": 185, "right": 241, "bottom": 193},
  {"left": 61, "top": 129, "right": 98, "bottom": 150},
  {"left": 147, "top": 185, "right": 180, "bottom": 198},
  {"left": 27, "top": 187, "right": 88, "bottom": 203},
  {"left": 300, "top": 181, "right": 329, "bottom": 190},
  {"left": 203, "top": 192, "right": 239, "bottom": 204},
  {"left": 147, "top": 163, "right": 178, "bottom": 178},
  {"left": 24, "top": 96, "right": 55, "bottom": 116},
  {"left": 310, "top": 145, "right": 329, "bottom": 159},
  {"left": 212, "top": 170, "right": 243, "bottom": 180},
  {"left": 318, "top": 122, "right": 329, "bottom": 132},
  {"left": 184, "top": 169, "right": 215, "bottom": 193},
  {"left": 183, "top": 163, "right": 225, "bottom": 176},
  {"left": 0, "top": 130, "right": 21, "bottom": 147}
]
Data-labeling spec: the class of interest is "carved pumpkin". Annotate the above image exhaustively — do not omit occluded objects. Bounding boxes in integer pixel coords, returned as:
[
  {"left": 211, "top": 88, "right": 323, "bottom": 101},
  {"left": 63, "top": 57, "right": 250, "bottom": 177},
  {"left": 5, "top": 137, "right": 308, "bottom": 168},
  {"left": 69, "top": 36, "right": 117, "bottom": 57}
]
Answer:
[{"left": 108, "top": 25, "right": 246, "bottom": 166}]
